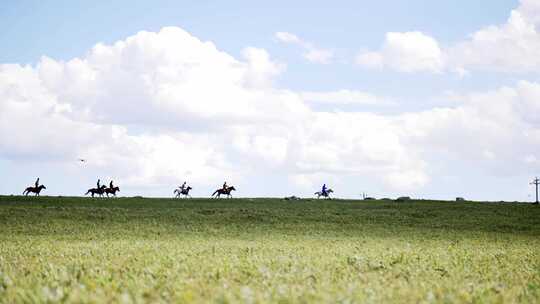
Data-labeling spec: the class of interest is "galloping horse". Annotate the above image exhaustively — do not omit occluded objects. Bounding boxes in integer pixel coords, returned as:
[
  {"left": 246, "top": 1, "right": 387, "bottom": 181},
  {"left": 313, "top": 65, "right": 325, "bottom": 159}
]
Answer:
[
  {"left": 212, "top": 186, "right": 236, "bottom": 198},
  {"left": 105, "top": 186, "right": 120, "bottom": 198},
  {"left": 23, "top": 185, "right": 46, "bottom": 196},
  {"left": 174, "top": 186, "right": 192, "bottom": 198},
  {"left": 85, "top": 185, "right": 106, "bottom": 198},
  {"left": 315, "top": 188, "right": 333, "bottom": 199}
]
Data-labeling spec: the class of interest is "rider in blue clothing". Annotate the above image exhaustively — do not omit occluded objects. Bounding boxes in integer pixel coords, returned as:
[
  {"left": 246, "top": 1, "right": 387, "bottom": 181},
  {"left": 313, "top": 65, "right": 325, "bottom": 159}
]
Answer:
[{"left": 322, "top": 184, "right": 327, "bottom": 195}]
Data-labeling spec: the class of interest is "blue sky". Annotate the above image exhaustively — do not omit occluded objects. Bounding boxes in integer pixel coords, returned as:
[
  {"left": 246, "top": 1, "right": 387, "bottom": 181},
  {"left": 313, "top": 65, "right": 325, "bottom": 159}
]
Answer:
[{"left": 1, "top": 0, "right": 539, "bottom": 200}]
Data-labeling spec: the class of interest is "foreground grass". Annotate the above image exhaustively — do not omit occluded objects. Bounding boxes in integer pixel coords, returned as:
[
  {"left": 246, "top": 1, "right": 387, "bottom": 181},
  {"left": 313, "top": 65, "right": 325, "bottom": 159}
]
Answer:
[{"left": 0, "top": 196, "right": 539, "bottom": 303}]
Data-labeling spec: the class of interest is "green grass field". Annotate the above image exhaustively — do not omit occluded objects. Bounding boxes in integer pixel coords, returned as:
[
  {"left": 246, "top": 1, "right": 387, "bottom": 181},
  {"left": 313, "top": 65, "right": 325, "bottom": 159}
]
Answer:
[{"left": 1, "top": 196, "right": 539, "bottom": 303}]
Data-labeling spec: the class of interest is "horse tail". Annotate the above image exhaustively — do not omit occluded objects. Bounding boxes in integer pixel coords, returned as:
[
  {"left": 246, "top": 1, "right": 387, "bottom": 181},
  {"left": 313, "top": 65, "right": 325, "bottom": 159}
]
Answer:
[
  {"left": 85, "top": 190, "right": 91, "bottom": 195},
  {"left": 23, "top": 188, "right": 28, "bottom": 195}
]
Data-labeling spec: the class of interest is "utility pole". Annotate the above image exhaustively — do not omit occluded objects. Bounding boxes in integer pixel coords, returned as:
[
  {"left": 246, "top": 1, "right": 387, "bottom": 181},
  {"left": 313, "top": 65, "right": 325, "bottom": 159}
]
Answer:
[{"left": 531, "top": 177, "right": 540, "bottom": 205}]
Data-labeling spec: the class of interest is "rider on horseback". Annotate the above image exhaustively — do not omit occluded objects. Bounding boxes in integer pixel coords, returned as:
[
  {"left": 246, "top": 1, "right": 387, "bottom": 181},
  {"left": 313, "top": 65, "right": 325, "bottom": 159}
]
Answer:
[
  {"left": 97, "top": 179, "right": 101, "bottom": 189},
  {"left": 222, "top": 181, "right": 228, "bottom": 191},
  {"left": 322, "top": 184, "right": 327, "bottom": 196},
  {"left": 35, "top": 177, "right": 40, "bottom": 188},
  {"left": 180, "top": 181, "right": 187, "bottom": 191},
  {"left": 109, "top": 180, "right": 114, "bottom": 189}
]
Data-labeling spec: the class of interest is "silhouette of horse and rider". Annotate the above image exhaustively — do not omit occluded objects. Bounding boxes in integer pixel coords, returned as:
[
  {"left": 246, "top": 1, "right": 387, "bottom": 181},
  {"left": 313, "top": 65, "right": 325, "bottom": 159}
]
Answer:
[
  {"left": 85, "top": 179, "right": 120, "bottom": 198},
  {"left": 212, "top": 181, "right": 236, "bottom": 198},
  {"left": 23, "top": 177, "right": 46, "bottom": 196},
  {"left": 174, "top": 181, "right": 193, "bottom": 198},
  {"left": 315, "top": 183, "right": 333, "bottom": 199}
]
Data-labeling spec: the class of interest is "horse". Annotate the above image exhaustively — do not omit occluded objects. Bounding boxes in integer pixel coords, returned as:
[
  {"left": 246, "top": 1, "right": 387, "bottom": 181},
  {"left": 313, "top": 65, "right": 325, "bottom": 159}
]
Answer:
[
  {"left": 85, "top": 185, "right": 106, "bottom": 198},
  {"left": 315, "top": 188, "right": 333, "bottom": 199},
  {"left": 212, "top": 186, "right": 236, "bottom": 198},
  {"left": 23, "top": 185, "right": 46, "bottom": 196},
  {"left": 105, "top": 186, "right": 120, "bottom": 198},
  {"left": 174, "top": 186, "right": 192, "bottom": 198}
]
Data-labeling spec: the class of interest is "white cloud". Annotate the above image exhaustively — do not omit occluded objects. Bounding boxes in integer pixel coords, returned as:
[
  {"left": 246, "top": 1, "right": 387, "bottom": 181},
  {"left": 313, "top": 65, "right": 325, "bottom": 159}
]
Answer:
[
  {"left": 275, "top": 31, "right": 301, "bottom": 44},
  {"left": 448, "top": 1, "right": 540, "bottom": 73},
  {"left": 398, "top": 81, "right": 540, "bottom": 176},
  {"left": 356, "top": 31, "right": 445, "bottom": 73},
  {"left": 300, "top": 89, "right": 390, "bottom": 105},
  {"left": 275, "top": 31, "right": 335, "bottom": 64},
  {"left": 357, "top": 0, "right": 540, "bottom": 74},
  {"left": 0, "top": 27, "right": 426, "bottom": 195},
  {"left": 2, "top": 26, "right": 540, "bottom": 198}
]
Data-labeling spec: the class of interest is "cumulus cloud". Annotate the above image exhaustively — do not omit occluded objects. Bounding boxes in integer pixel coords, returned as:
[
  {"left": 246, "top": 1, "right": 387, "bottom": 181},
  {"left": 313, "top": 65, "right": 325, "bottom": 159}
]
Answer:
[
  {"left": 2, "top": 26, "right": 539, "bottom": 198},
  {"left": 275, "top": 31, "right": 334, "bottom": 64},
  {"left": 299, "top": 89, "right": 391, "bottom": 105},
  {"left": 0, "top": 27, "right": 428, "bottom": 196},
  {"left": 357, "top": 0, "right": 540, "bottom": 74},
  {"left": 356, "top": 31, "right": 445, "bottom": 73},
  {"left": 448, "top": 0, "right": 540, "bottom": 73},
  {"left": 399, "top": 81, "right": 540, "bottom": 178}
]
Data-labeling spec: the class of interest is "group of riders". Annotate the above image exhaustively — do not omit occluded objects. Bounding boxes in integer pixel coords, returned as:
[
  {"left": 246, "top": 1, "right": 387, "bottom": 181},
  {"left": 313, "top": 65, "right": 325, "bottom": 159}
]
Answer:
[
  {"left": 176, "top": 181, "right": 332, "bottom": 199},
  {"left": 85, "top": 179, "right": 120, "bottom": 197},
  {"left": 175, "top": 181, "right": 237, "bottom": 198},
  {"left": 86, "top": 179, "right": 120, "bottom": 197},
  {"left": 23, "top": 178, "right": 333, "bottom": 199}
]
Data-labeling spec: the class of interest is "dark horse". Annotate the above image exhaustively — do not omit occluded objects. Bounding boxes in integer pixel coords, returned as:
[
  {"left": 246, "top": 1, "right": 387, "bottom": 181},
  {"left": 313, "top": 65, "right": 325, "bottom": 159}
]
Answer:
[
  {"left": 212, "top": 186, "right": 236, "bottom": 198},
  {"left": 105, "top": 186, "right": 120, "bottom": 197},
  {"left": 174, "top": 186, "right": 192, "bottom": 198},
  {"left": 85, "top": 185, "right": 106, "bottom": 198},
  {"left": 315, "top": 188, "right": 333, "bottom": 199},
  {"left": 23, "top": 185, "right": 46, "bottom": 196}
]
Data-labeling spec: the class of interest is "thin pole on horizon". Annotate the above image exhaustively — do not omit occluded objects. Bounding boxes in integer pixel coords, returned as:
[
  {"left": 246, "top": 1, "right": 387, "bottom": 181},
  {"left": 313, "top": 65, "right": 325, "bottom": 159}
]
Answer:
[{"left": 531, "top": 177, "right": 540, "bottom": 205}]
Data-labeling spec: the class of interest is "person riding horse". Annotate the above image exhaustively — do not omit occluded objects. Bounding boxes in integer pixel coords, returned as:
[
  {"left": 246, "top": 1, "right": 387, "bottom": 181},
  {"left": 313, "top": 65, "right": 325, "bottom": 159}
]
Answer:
[
  {"left": 174, "top": 185, "right": 192, "bottom": 198},
  {"left": 105, "top": 184, "right": 120, "bottom": 197},
  {"left": 86, "top": 185, "right": 107, "bottom": 198},
  {"left": 23, "top": 178, "right": 46, "bottom": 196},
  {"left": 315, "top": 185, "right": 333, "bottom": 199},
  {"left": 212, "top": 183, "right": 236, "bottom": 198}
]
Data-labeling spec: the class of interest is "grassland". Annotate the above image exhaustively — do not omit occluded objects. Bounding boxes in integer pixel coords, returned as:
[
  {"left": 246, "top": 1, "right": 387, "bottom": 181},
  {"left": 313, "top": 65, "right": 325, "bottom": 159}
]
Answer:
[{"left": 0, "top": 196, "right": 539, "bottom": 303}]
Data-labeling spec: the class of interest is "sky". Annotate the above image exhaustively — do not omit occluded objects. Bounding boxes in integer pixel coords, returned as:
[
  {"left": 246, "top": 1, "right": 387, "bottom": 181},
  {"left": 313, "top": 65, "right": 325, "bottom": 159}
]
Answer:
[{"left": 1, "top": 0, "right": 540, "bottom": 201}]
